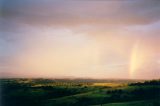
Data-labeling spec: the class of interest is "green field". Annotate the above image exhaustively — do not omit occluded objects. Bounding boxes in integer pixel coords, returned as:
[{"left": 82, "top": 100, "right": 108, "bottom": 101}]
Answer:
[
  {"left": 93, "top": 100, "right": 160, "bottom": 106},
  {"left": 1, "top": 79, "right": 160, "bottom": 106}
]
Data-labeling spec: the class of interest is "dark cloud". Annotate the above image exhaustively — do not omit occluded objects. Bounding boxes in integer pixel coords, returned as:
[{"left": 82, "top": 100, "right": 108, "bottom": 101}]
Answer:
[{"left": 1, "top": 0, "right": 160, "bottom": 27}]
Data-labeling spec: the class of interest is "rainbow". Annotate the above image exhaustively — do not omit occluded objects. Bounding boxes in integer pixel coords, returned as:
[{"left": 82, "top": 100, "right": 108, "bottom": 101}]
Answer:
[{"left": 129, "top": 40, "right": 140, "bottom": 78}]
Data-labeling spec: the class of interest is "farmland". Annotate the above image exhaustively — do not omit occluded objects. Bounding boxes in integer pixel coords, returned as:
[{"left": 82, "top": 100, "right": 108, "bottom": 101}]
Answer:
[{"left": 1, "top": 79, "right": 160, "bottom": 106}]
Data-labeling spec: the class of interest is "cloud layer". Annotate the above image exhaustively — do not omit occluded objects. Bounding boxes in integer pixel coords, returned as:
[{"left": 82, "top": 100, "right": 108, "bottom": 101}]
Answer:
[{"left": 1, "top": 0, "right": 160, "bottom": 27}]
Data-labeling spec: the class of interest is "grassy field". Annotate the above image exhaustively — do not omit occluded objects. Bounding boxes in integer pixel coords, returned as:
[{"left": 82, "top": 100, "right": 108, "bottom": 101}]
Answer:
[
  {"left": 93, "top": 99, "right": 160, "bottom": 106},
  {"left": 1, "top": 79, "right": 160, "bottom": 106}
]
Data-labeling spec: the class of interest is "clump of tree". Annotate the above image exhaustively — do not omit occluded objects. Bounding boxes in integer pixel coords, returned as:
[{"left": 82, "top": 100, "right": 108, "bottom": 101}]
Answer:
[{"left": 129, "top": 80, "right": 160, "bottom": 86}]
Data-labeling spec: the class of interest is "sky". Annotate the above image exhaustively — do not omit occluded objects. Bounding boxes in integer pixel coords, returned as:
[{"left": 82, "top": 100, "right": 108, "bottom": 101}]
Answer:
[{"left": 0, "top": 0, "right": 160, "bottom": 79}]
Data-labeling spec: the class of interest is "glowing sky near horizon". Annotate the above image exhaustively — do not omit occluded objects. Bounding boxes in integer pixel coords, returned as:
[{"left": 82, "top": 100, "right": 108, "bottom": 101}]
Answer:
[{"left": 0, "top": 0, "right": 160, "bottom": 79}]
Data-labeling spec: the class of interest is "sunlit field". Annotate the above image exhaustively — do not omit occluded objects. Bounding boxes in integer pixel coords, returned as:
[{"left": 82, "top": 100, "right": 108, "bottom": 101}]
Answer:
[
  {"left": 92, "top": 83, "right": 126, "bottom": 87},
  {"left": 1, "top": 79, "right": 160, "bottom": 106}
]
